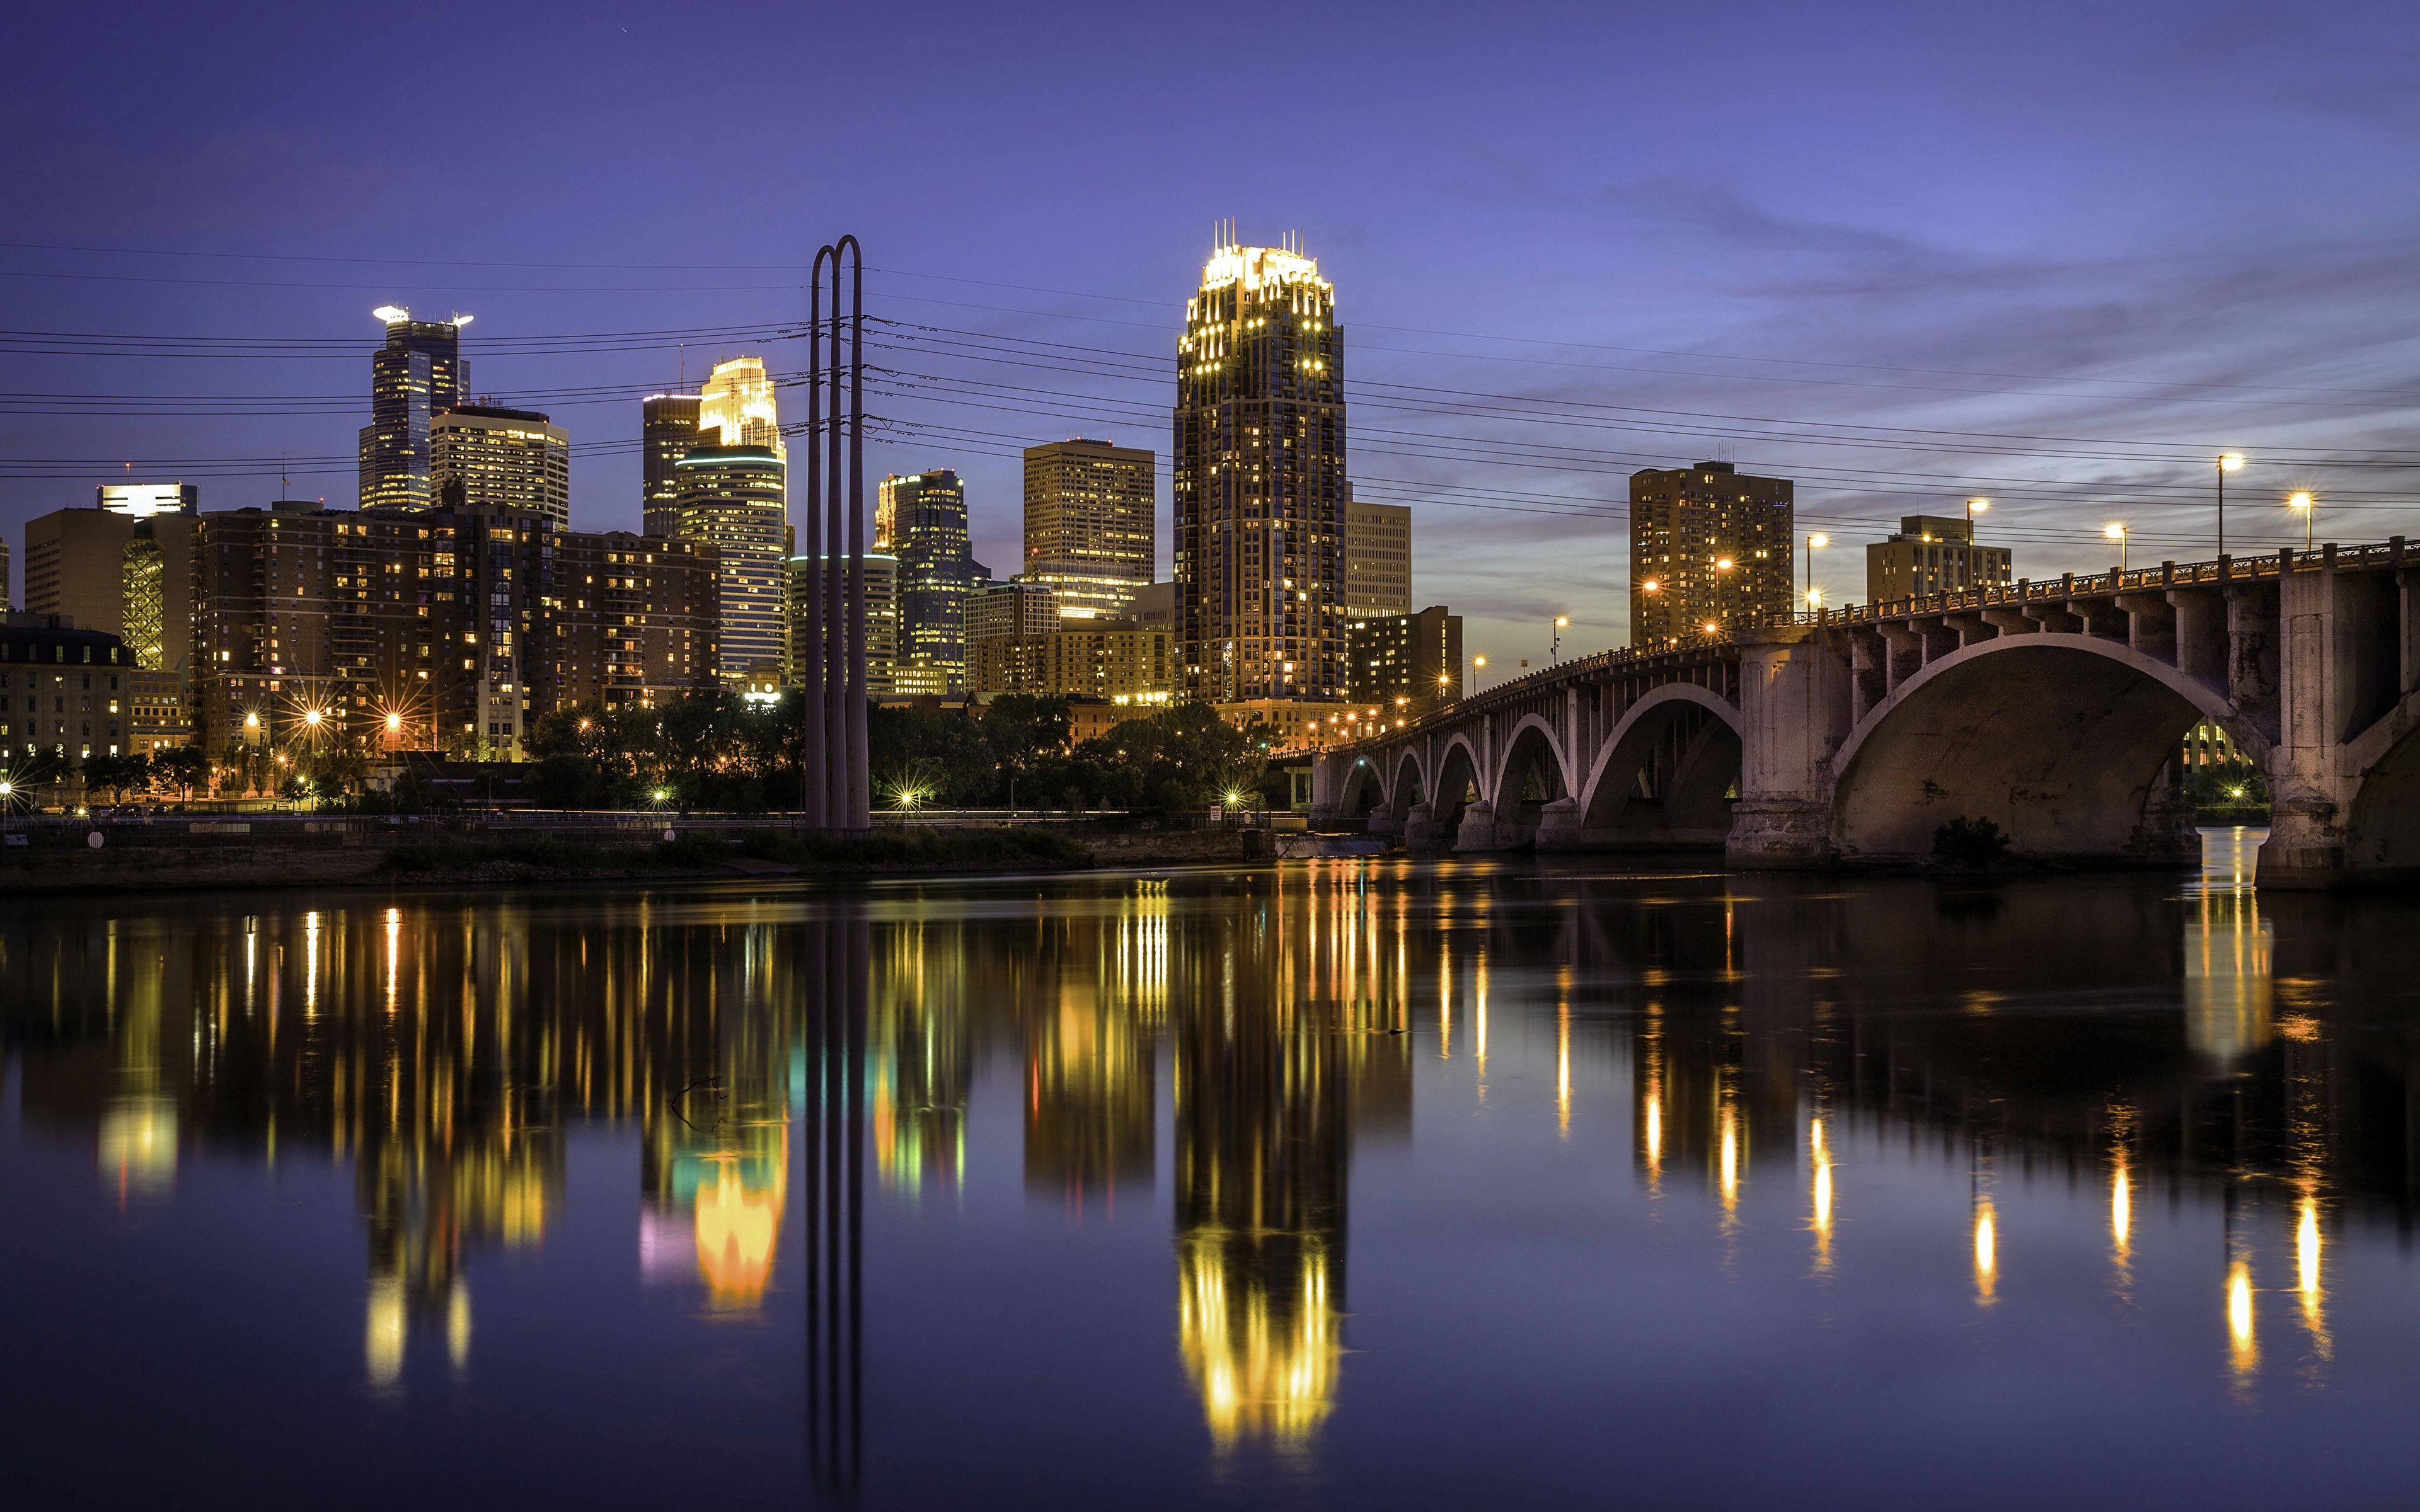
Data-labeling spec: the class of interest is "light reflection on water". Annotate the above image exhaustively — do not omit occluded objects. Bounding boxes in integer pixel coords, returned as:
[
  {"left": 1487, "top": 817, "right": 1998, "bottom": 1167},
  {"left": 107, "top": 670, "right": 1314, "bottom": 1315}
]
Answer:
[{"left": 7, "top": 830, "right": 2420, "bottom": 1506}]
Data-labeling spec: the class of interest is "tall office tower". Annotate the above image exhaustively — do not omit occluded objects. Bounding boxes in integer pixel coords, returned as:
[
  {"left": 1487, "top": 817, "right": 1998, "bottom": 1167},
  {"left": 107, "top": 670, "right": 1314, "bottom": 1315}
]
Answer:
[
  {"left": 1628, "top": 462, "right": 1794, "bottom": 647},
  {"left": 642, "top": 393, "right": 703, "bottom": 537},
  {"left": 876, "top": 470, "right": 973, "bottom": 696},
  {"left": 98, "top": 483, "right": 199, "bottom": 517},
  {"left": 432, "top": 404, "right": 572, "bottom": 528},
  {"left": 1022, "top": 438, "right": 1155, "bottom": 620},
  {"left": 787, "top": 551, "right": 899, "bottom": 696},
  {"left": 699, "top": 357, "right": 785, "bottom": 459},
  {"left": 358, "top": 308, "right": 471, "bottom": 512},
  {"left": 965, "top": 579, "right": 1059, "bottom": 647},
  {"left": 1173, "top": 233, "right": 1348, "bottom": 702},
  {"left": 1347, "top": 605, "right": 1462, "bottom": 712},
  {"left": 1344, "top": 496, "right": 1411, "bottom": 619},
  {"left": 555, "top": 532, "right": 721, "bottom": 707},
  {"left": 1865, "top": 514, "right": 2013, "bottom": 603},
  {"left": 672, "top": 445, "right": 790, "bottom": 684},
  {"left": 21, "top": 503, "right": 199, "bottom": 674}
]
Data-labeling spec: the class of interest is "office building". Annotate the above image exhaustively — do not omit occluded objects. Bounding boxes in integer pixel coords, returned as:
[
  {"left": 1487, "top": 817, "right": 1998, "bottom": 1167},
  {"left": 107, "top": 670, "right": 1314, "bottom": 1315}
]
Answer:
[
  {"left": 98, "top": 483, "right": 198, "bottom": 517},
  {"left": 1628, "top": 462, "right": 1793, "bottom": 646},
  {"left": 1344, "top": 496, "right": 1412, "bottom": 618},
  {"left": 358, "top": 309, "right": 470, "bottom": 512},
  {"left": 21, "top": 503, "right": 199, "bottom": 676},
  {"left": 1347, "top": 605, "right": 1462, "bottom": 713},
  {"left": 672, "top": 445, "right": 790, "bottom": 684},
  {"left": 1866, "top": 515, "right": 2013, "bottom": 604},
  {"left": 877, "top": 470, "right": 973, "bottom": 696},
  {"left": 642, "top": 393, "right": 702, "bottom": 537},
  {"left": 0, "top": 614, "right": 132, "bottom": 766},
  {"left": 699, "top": 357, "right": 785, "bottom": 459},
  {"left": 432, "top": 404, "right": 571, "bottom": 528},
  {"left": 968, "top": 617, "right": 1173, "bottom": 703},
  {"left": 788, "top": 552, "right": 899, "bottom": 697},
  {"left": 966, "top": 579, "right": 1059, "bottom": 646},
  {"left": 1173, "top": 234, "right": 1348, "bottom": 701},
  {"left": 1022, "top": 438, "right": 1155, "bottom": 620}
]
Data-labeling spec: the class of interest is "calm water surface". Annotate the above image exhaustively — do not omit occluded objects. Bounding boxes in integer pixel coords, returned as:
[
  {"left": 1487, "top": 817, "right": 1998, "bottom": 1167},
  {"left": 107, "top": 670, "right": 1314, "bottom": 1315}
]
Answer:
[{"left": 8, "top": 828, "right": 2420, "bottom": 1508}]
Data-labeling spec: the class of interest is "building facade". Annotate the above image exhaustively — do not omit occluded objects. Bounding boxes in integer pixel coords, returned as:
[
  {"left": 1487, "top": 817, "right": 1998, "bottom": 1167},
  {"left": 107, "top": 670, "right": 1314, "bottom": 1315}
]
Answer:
[
  {"left": 698, "top": 356, "right": 785, "bottom": 459},
  {"left": 1022, "top": 438, "right": 1155, "bottom": 620},
  {"left": 642, "top": 393, "right": 702, "bottom": 538},
  {"left": 98, "top": 483, "right": 198, "bottom": 517},
  {"left": 965, "top": 579, "right": 1059, "bottom": 648},
  {"left": 967, "top": 618, "right": 1172, "bottom": 703},
  {"left": 1173, "top": 237, "right": 1348, "bottom": 702},
  {"left": 1344, "top": 496, "right": 1412, "bottom": 619},
  {"left": 357, "top": 311, "right": 470, "bottom": 512},
  {"left": 672, "top": 445, "right": 790, "bottom": 684},
  {"left": 0, "top": 614, "right": 132, "bottom": 768},
  {"left": 432, "top": 404, "right": 571, "bottom": 528},
  {"left": 1346, "top": 605, "right": 1462, "bottom": 713},
  {"left": 787, "top": 552, "right": 899, "bottom": 697},
  {"left": 20, "top": 505, "right": 199, "bottom": 677},
  {"left": 1865, "top": 515, "right": 2013, "bottom": 604},
  {"left": 553, "top": 532, "right": 720, "bottom": 710},
  {"left": 1628, "top": 462, "right": 1794, "bottom": 646},
  {"left": 877, "top": 470, "right": 973, "bottom": 696}
]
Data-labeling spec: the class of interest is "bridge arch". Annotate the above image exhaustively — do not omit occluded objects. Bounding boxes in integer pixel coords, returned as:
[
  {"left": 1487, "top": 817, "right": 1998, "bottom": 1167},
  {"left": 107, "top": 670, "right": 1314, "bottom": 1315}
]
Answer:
[
  {"left": 1829, "top": 634, "right": 2261, "bottom": 862},
  {"left": 1572, "top": 684, "right": 1744, "bottom": 845},
  {"left": 1490, "top": 714, "right": 1573, "bottom": 806},
  {"left": 1384, "top": 745, "right": 1428, "bottom": 819},
  {"left": 1431, "top": 735, "right": 1484, "bottom": 833},
  {"left": 1337, "top": 752, "right": 1388, "bottom": 819}
]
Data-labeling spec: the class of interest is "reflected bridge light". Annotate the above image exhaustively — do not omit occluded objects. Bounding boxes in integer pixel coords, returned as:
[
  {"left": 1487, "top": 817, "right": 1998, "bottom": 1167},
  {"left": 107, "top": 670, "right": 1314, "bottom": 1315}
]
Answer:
[{"left": 1973, "top": 1198, "right": 1998, "bottom": 1305}]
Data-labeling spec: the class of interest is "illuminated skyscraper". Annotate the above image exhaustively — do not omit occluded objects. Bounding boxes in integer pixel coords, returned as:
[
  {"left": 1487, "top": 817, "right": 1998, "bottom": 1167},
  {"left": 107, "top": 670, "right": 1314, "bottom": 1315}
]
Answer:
[
  {"left": 674, "top": 445, "right": 790, "bottom": 683},
  {"left": 1628, "top": 462, "right": 1793, "bottom": 646},
  {"left": 641, "top": 394, "right": 702, "bottom": 537},
  {"left": 1022, "top": 438, "right": 1155, "bottom": 620},
  {"left": 358, "top": 308, "right": 470, "bottom": 512},
  {"left": 1173, "top": 232, "right": 1347, "bottom": 702},
  {"left": 432, "top": 404, "right": 570, "bottom": 527},
  {"left": 699, "top": 357, "right": 785, "bottom": 461},
  {"left": 877, "top": 470, "right": 972, "bottom": 696}
]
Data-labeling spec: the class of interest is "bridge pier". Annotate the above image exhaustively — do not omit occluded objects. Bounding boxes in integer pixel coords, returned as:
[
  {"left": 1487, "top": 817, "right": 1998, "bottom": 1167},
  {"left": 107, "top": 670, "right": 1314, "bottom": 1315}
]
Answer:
[
  {"left": 1403, "top": 802, "right": 1446, "bottom": 851},
  {"left": 1455, "top": 801, "right": 1509, "bottom": 851},
  {"left": 1726, "top": 625, "right": 1850, "bottom": 870},
  {"left": 1532, "top": 797, "right": 1585, "bottom": 850}
]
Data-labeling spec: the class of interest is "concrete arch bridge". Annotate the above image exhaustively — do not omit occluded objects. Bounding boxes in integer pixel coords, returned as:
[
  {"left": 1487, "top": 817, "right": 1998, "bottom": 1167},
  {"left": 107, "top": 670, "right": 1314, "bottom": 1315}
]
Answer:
[{"left": 1311, "top": 542, "right": 2420, "bottom": 888}]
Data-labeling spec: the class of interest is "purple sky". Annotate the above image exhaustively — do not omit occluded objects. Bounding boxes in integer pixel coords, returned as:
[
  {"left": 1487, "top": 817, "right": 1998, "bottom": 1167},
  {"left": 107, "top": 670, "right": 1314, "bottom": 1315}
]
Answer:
[{"left": 6, "top": 0, "right": 2419, "bottom": 664}]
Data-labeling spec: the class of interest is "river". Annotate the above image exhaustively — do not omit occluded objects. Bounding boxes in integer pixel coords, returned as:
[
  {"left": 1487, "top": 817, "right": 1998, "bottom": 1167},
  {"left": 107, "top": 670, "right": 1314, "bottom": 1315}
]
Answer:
[{"left": 5, "top": 828, "right": 2417, "bottom": 1508}]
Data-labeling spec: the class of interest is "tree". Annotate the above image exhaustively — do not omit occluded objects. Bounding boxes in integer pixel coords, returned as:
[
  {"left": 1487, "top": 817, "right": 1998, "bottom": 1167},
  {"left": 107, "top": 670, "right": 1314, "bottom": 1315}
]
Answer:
[
  {"left": 1076, "top": 703, "right": 1253, "bottom": 813},
  {"left": 81, "top": 752, "right": 150, "bottom": 805},
  {"left": 153, "top": 746, "right": 209, "bottom": 804}
]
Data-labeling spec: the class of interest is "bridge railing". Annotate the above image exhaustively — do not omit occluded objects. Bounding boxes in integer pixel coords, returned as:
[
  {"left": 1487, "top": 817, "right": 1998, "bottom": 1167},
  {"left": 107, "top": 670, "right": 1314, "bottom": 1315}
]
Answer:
[{"left": 1333, "top": 639, "right": 1737, "bottom": 752}]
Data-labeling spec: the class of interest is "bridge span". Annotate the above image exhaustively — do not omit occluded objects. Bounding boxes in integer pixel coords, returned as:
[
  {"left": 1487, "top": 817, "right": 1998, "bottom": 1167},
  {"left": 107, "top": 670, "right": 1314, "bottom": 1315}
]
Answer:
[{"left": 1312, "top": 540, "right": 2420, "bottom": 888}]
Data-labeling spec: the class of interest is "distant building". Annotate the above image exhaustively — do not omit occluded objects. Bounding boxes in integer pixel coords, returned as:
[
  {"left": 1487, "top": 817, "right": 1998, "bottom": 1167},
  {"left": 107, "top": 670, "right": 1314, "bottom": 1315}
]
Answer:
[
  {"left": 1023, "top": 438, "right": 1155, "bottom": 620},
  {"left": 1134, "top": 580, "right": 1175, "bottom": 630},
  {"left": 20, "top": 504, "right": 198, "bottom": 677},
  {"left": 969, "top": 618, "right": 1173, "bottom": 702},
  {"left": 358, "top": 309, "right": 470, "bottom": 512},
  {"left": 641, "top": 393, "right": 702, "bottom": 537},
  {"left": 966, "top": 580, "right": 1059, "bottom": 648},
  {"left": 878, "top": 470, "right": 974, "bottom": 695},
  {"left": 98, "top": 483, "right": 198, "bottom": 517},
  {"left": 672, "top": 445, "right": 790, "bottom": 685},
  {"left": 698, "top": 357, "right": 785, "bottom": 461},
  {"left": 0, "top": 537, "right": 10, "bottom": 612},
  {"left": 788, "top": 552, "right": 899, "bottom": 696},
  {"left": 1865, "top": 515, "right": 2012, "bottom": 604},
  {"left": 1345, "top": 496, "right": 1412, "bottom": 619},
  {"left": 555, "top": 533, "right": 720, "bottom": 708},
  {"left": 1175, "top": 236, "right": 1347, "bottom": 702},
  {"left": 1629, "top": 462, "right": 1793, "bottom": 646},
  {"left": 432, "top": 404, "right": 570, "bottom": 528},
  {"left": 0, "top": 613, "right": 134, "bottom": 766},
  {"left": 1347, "top": 605, "right": 1462, "bottom": 713}
]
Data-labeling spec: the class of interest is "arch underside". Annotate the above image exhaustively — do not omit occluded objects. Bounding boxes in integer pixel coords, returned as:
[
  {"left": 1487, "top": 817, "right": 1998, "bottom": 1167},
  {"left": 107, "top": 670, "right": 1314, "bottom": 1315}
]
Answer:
[
  {"left": 1491, "top": 721, "right": 1572, "bottom": 845},
  {"left": 1833, "top": 644, "right": 2205, "bottom": 862},
  {"left": 2342, "top": 715, "right": 2420, "bottom": 876},
  {"left": 1555, "top": 699, "right": 1741, "bottom": 850}
]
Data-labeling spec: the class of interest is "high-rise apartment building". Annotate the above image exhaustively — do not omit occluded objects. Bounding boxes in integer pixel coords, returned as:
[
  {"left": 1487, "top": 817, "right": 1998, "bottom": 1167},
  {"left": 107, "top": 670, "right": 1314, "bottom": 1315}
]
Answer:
[
  {"left": 965, "top": 579, "right": 1059, "bottom": 646},
  {"left": 1173, "top": 235, "right": 1348, "bottom": 701},
  {"left": 358, "top": 309, "right": 470, "bottom": 512},
  {"left": 788, "top": 552, "right": 899, "bottom": 697},
  {"left": 642, "top": 393, "right": 702, "bottom": 537},
  {"left": 0, "top": 539, "right": 11, "bottom": 612},
  {"left": 1628, "top": 462, "right": 1794, "bottom": 647},
  {"left": 553, "top": 533, "right": 720, "bottom": 708},
  {"left": 1022, "top": 438, "right": 1155, "bottom": 620},
  {"left": 21, "top": 503, "right": 199, "bottom": 675},
  {"left": 1344, "top": 496, "right": 1412, "bottom": 619},
  {"left": 1865, "top": 515, "right": 2013, "bottom": 603},
  {"left": 877, "top": 470, "right": 973, "bottom": 696},
  {"left": 1347, "top": 605, "right": 1462, "bottom": 713},
  {"left": 672, "top": 445, "right": 790, "bottom": 684},
  {"left": 432, "top": 404, "right": 570, "bottom": 528}
]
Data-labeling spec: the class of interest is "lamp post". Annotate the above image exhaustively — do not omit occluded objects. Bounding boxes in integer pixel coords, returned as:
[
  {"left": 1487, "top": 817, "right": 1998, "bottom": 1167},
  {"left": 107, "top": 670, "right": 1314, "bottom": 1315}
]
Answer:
[
  {"left": 1472, "top": 655, "right": 1487, "bottom": 694},
  {"left": 1804, "top": 533, "right": 1828, "bottom": 612},
  {"left": 1966, "top": 496, "right": 1990, "bottom": 525},
  {"left": 1714, "top": 556, "right": 1734, "bottom": 629},
  {"left": 2105, "top": 522, "right": 2129, "bottom": 573},
  {"left": 2289, "top": 491, "right": 2315, "bottom": 550},
  {"left": 1551, "top": 616, "right": 1569, "bottom": 664},
  {"left": 2218, "top": 453, "right": 2245, "bottom": 554}
]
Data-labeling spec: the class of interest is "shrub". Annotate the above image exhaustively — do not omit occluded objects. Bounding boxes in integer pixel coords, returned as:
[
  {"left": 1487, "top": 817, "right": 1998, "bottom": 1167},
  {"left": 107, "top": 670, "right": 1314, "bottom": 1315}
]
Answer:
[{"left": 1932, "top": 816, "right": 2012, "bottom": 869}]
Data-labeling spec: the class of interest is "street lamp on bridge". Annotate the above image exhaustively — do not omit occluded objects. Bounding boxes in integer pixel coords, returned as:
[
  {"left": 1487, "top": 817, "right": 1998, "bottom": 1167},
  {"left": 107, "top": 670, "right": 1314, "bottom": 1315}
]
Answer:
[
  {"left": 1551, "top": 615, "right": 1569, "bottom": 664},
  {"left": 2105, "top": 521, "right": 2129, "bottom": 573},
  {"left": 2290, "top": 491, "right": 2315, "bottom": 550},
  {"left": 2218, "top": 453, "right": 2245, "bottom": 553},
  {"left": 1966, "top": 496, "right": 1990, "bottom": 525},
  {"left": 1804, "top": 532, "right": 1828, "bottom": 607}
]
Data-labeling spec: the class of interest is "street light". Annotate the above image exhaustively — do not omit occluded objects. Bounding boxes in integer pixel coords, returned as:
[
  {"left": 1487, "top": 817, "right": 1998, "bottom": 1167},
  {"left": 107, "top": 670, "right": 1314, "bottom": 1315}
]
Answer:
[
  {"left": 1472, "top": 655, "right": 1487, "bottom": 694},
  {"left": 2289, "top": 491, "right": 2315, "bottom": 550},
  {"left": 1551, "top": 615, "right": 1569, "bottom": 663},
  {"left": 1804, "top": 532, "right": 1828, "bottom": 609},
  {"left": 2218, "top": 453, "right": 2245, "bottom": 553},
  {"left": 2105, "top": 522, "right": 2129, "bottom": 572},
  {"left": 1966, "top": 496, "right": 1990, "bottom": 524}
]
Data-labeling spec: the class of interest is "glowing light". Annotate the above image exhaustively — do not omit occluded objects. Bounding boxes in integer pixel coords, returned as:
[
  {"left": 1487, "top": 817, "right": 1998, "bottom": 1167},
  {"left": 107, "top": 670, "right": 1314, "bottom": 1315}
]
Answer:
[
  {"left": 1973, "top": 1200, "right": 1998, "bottom": 1305},
  {"left": 303, "top": 708, "right": 323, "bottom": 727},
  {"left": 372, "top": 305, "right": 410, "bottom": 323},
  {"left": 1554, "top": 616, "right": 1569, "bottom": 627},
  {"left": 2104, "top": 522, "right": 2127, "bottom": 541},
  {"left": 1702, "top": 621, "right": 1720, "bottom": 636},
  {"left": 2111, "top": 1162, "right": 2132, "bottom": 1259},
  {"left": 1804, "top": 586, "right": 1824, "bottom": 607},
  {"left": 1807, "top": 532, "right": 1829, "bottom": 549},
  {"left": 1966, "top": 496, "right": 1990, "bottom": 515},
  {"left": 1715, "top": 557, "right": 1734, "bottom": 571},
  {"left": 2298, "top": 1198, "right": 2327, "bottom": 1349},
  {"left": 244, "top": 711, "right": 260, "bottom": 729},
  {"left": 384, "top": 711, "right": 403, "bottom": 732},
  {"left": 2228, "top": 1259, "right": 2257, "bottom": 1375},
  {"left": 0, "top": 781, "right": 11, "bottom": 798},
  {"left": 2288, "top": 491, "right": 2313, "bottom": 511},
  {"left": 1641, "top": 578, "right": 1660, "bottom": 593},
  {"left": 694, "top": 1159, "right": 783, "bottom": 1309},
  {"left": 2220, "top": 452, "right": 2246, "bottom": 472},
  {"left": 1719, "top": 1108, "right": 1741, "bottom": 1212},
  {"left": 1642, "top": 1089, "right": 1662, "bottom": 1177},
  {"left": 1810, "top": 1117, "right": 1834, "bottom": 1269}
]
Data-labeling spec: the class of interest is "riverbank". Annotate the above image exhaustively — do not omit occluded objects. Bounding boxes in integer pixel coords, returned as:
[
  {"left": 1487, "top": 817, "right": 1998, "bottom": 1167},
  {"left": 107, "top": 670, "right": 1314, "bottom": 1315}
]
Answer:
[{"left": 0, "top": 822, "right": 1272, "bottom": 894}]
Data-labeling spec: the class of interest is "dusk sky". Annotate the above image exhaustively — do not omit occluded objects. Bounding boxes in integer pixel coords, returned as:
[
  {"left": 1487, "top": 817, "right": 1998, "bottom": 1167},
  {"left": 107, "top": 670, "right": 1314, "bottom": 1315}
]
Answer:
[{"left": 7, "top": 0, "right": 2418, "bottom": 664}]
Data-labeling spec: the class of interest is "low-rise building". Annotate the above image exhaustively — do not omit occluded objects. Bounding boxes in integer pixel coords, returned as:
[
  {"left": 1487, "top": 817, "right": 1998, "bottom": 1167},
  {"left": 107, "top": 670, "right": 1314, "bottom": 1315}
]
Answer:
[
  {"left": 0, "top": 614, "right": 134, "bottom": 769},
  {"left": 1865, "top": 515, "right": 2012, "bottom": 604}
]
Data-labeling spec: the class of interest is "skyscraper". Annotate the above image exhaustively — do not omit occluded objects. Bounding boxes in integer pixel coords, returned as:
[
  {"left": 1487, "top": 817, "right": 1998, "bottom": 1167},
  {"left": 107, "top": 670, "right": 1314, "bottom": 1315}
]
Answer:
[
  {"left": 1344, "top": 496, "right": 1411, "bottom": 619},
  {"left": 674, "top": 445, "right": 790, "bottom": 683},
  {"left": 642, "top": 394, "right": 702, "bottom": 537},
  {"left": 358, "top": 308, "right": 470, "bottom": 512},
  {"left": 432, "top": 404, "right": 570, "bottom": 527},
  {"left": 699, "top": 357, "right": 785, "bottom": 459},
  {"left": 789, "top": 551, "right": 899, "bottom": 697},
  {"left": 21, "top": 503, "right": 197, "bottom": 675},
  {"left": 1628, "top": 462, "right": 1793, "bottom": 646},
  {"left": 1173, "top": 232, "right": 1347, "bottom": 702},
  {"left": 1023, "top": 438, "right": 1155, "bottom": 620},
  {"left": 877, "top": 470, "right": 972, "bottom": 696}
]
